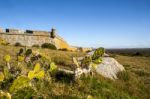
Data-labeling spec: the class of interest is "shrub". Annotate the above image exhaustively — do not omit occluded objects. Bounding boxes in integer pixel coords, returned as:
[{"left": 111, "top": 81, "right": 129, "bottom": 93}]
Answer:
[
  {"left": 41, "top": 43, "right": 57, "bottom": 50},
  {"left": 32, "top": 44, "right": 40, "bottom": 48},
  {"left": 133, "top": 52, "right": 143, "bottom": 56},
  {"left": 15, "top": 42, "right": 22, "bottom": 46},
  {"left": 17, "top": 48, "right": 24, "bottom": 56},
  {"left": 59, "top": 48, "right": 68, "bottom": 51},
  {"left": 25, "top": 49, "right": 32, "bottom": 56}
]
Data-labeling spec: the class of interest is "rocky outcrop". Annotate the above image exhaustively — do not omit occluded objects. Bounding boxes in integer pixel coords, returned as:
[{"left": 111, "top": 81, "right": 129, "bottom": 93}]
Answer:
[
  {"left": 96, "top": 57, "right": 125, "bottom": 80},
  {"left": 74, "top": 51, "right": 125, "bottom": 80}
]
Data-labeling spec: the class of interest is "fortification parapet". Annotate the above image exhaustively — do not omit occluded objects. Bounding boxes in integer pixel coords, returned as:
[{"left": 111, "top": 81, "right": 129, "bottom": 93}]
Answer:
[
  {"left": 33, "top": 31, "right": 50, "bottom": 36},
  {"left": 6, "top": 28, "right": 24, "bottom": 34},
  {"left": 0, "top": 27, "right": 92, "bottom": 52}
]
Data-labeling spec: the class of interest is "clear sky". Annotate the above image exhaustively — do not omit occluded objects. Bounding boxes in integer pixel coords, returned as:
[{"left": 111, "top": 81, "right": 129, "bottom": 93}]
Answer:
[{"left": 0, "top": 0, "right": 150, "bottom": 48}]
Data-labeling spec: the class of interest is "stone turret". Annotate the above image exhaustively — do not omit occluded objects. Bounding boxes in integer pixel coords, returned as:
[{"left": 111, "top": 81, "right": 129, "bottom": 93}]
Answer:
[
  {"left": 0, "top": 27, "right": 92, "bottom": 52},
  {"left": 50, "top": 28, "right": 56, "bottom": 38}
]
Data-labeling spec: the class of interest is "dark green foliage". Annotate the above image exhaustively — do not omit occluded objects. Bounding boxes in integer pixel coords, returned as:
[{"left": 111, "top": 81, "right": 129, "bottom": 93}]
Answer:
[
  {"left": 133, "top": 52, "right": 143, "bottom": 56},
  {"left": 41, "top": 43, "right": 57, "bottom": 50},
  {"left": 17, "top": 48, "right": 24, "bottom": 56},
  {"left": 32, "top": 44, "right": 40, "bottom": 48},
  {"left": 92, "top": 47, "right": 105, "bottom": 60},
  {"left": 14, "top": 42, "right": 22, "bottom": 47},
  {"left": 59, "top": 48, "right": 68, "bottom": 51},
  {"left": 25, "top": 49, "right": 32, "bottom": 56},
  {"left": 106, "top": 48, "right": 150, "bottom": 57}
]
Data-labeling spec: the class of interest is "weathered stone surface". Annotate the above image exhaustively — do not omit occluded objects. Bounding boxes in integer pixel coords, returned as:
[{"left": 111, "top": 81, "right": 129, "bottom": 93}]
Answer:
[
  {"left": 0, "top": 28, "right": 71, "bottom": 49},
  {"left": 75, "top": 51, "right": 125, "bottom": 80},
  {"left": 0, "top": 28, "right": 92, "bottom": 52},
  {"left": 96, "top": 57, "right": 125, "bottom": 80}
]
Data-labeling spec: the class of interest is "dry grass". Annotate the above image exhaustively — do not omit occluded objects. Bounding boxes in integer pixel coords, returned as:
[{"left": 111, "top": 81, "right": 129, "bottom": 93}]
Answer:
[
  {"left": 0, "top": 45, "right": 85, "bottom": 69},
  {"left": 115, "top": 55, "right": 150, "bottom": 71},
  {"left": 0, "top": 45, "right": 150, "bottom": 99}
]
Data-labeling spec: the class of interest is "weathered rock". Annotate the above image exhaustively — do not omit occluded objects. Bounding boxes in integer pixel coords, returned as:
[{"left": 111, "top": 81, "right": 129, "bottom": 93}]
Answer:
[
  {"left": 86, "top": 51, "right": 125, "bottom": 80},
  {"left": 96, "top": 57, "right": 125, "bottom": 80}
]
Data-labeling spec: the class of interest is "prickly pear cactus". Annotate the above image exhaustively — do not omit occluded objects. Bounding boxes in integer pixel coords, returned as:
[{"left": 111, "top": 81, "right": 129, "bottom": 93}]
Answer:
[
  {"left": 0, "top": 90, "right": 11, "bottom": 99},
  {"left": 49, "top": 62, "right": 58, "bottom": 73},
  {"left": 92, "top": 47, "right": 105, "bottom": 60},
  {"left": 9, "top": 76, "right": 30, "bottom": 93},
  {"left": 4, "top": 55, "right": 11, "bottom": 62},
  {"left": 28, "top": 63, "right": 45, "bottom": 80},
  {"left": 73, "top": 57, "right": 79, "bottom": 68},
  {"left": 0, "top": 72, "right": 4, "bottom": 82}
]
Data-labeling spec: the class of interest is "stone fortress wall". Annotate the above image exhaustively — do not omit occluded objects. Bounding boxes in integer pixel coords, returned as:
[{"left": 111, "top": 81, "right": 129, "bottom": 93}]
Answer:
[{"left": 0, "top": 27, "right": 92, "bottom": 52}]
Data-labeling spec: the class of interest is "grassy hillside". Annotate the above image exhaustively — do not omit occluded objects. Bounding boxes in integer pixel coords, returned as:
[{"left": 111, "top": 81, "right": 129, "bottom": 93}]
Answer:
[
  {"left": 0, "top": 45, "right": 85, "bottom": 70},
  {"left": 0, "top": 45, "right": 150, "bottom": 99}
]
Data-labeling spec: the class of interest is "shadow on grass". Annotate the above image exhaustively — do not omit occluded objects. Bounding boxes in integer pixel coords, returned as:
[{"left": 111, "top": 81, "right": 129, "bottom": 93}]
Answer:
[{"left": 54, "top": 71, "right": 75, "bottom": 83}]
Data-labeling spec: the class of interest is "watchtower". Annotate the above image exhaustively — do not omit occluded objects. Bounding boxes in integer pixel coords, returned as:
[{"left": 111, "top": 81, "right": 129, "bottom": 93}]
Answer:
[{"left": 50, "top": 28, "right": 56, "bottom": 38}]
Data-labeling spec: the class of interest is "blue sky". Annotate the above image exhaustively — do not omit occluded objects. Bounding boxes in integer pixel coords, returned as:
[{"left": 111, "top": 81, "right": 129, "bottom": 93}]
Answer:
[{"left": 0, "top": 0, "right": 150, "bottom": 48}]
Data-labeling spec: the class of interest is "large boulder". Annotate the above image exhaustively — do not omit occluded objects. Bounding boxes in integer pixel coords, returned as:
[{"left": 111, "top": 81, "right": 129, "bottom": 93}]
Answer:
[
  {"left": 96, "top": 57, "right": 125, "bottom": 80},
  {"left": 73, "top": 51, "right": 125, "bottom": 80}
]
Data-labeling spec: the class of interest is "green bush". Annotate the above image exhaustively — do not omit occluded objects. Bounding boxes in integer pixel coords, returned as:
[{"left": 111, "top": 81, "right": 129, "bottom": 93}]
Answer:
[
  {"left": 25, "top": 49, "right": 32, "bottom": 56},
  {"left": 41, "top": 43, "right": 57, "bottom": 50},
  {"left": 59, "top": 48, "right": 68, "bottom": 51},
  {"left": 15, "top": 42, "right": 22, "bottom": 47},
  {"left": 32, "top": 44, "right": 40, "bottom": 48}
]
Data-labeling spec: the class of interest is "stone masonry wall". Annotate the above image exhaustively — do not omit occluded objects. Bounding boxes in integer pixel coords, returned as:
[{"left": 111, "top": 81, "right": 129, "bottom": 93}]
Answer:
[
  {"left": 0, "top": 28, "right": 69, "bottom": 49},
  {"left": 0, "top": 28, "right": 92, "bottom": 52},
  {"left": 0, "top": 33, "right": 55, "bottom": 47}
]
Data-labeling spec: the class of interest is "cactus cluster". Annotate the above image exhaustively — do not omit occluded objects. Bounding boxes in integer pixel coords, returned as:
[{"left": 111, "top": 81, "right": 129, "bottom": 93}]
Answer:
[{"left": 28, "top": 63, "right": 45, "bottom": 80}]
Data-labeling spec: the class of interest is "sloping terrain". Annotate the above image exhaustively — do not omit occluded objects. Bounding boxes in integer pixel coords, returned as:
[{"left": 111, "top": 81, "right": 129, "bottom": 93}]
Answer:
[{"left": 0, "top": 45, "right": 150, "bottom": 99}]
